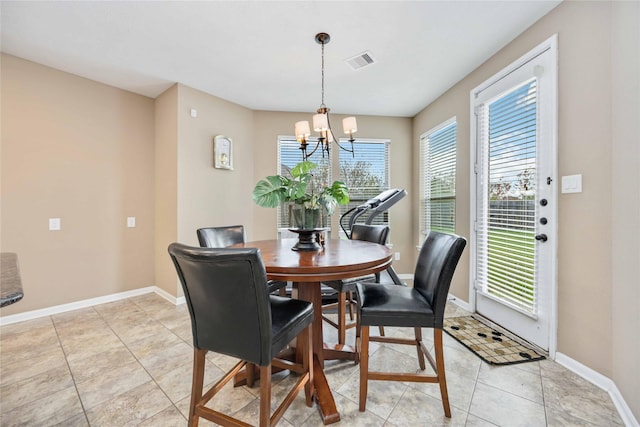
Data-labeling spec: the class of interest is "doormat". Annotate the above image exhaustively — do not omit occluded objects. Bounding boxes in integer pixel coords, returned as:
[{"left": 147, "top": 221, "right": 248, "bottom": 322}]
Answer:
[{"left": 443, "top": 316, "right": 545, "bottom": 366}]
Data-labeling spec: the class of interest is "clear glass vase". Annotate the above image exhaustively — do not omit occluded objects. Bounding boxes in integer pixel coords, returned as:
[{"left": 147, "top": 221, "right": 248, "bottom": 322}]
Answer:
[{"left": 292, "top": 206, "right": 321, "bottom": 230}]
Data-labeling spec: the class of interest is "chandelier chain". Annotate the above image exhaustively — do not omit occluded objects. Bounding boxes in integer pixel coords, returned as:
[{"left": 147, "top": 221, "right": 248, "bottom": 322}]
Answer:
[{"left": 321, "top": 41, "right": 325, "bottom": 107}]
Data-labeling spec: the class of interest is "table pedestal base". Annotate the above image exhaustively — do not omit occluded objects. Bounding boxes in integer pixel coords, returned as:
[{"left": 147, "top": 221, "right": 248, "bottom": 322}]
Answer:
[{"left": 289, "top": 228, "right": 324, "bottom": 251}]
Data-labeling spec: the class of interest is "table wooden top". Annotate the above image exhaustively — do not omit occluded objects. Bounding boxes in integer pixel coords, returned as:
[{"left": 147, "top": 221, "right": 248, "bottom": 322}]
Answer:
[{"left": 240, "top": 238, "right": 393, "bottom": 282}]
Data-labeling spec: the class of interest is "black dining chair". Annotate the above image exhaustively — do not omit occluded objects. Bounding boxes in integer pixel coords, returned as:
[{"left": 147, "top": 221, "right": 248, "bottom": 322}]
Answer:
[
  {"left": 321, "top": 224, "right": 394, "bottom": 346},
  {"left": 356, "top": 231, "right": 467, "bottom": 417},
  {"left": 168, "top": 243, "right": 314, "bottom": 427},
  {"left": 197, "top": 225, "right": 287, "bottom": 295},
  {"left": 196, "top": 224, "right": 246, "bottom": 248}
]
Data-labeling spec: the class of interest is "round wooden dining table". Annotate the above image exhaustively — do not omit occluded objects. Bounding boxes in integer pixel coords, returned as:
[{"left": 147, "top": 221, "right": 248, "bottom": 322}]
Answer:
[{"left": 240, "top": 238, "right": 393, "bottom": 425}]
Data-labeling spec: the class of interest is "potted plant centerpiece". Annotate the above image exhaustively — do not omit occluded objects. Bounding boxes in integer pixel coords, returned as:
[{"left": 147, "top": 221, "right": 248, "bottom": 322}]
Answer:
[{"left": 253, "top": 161, "right": 349, "bottom": 250}]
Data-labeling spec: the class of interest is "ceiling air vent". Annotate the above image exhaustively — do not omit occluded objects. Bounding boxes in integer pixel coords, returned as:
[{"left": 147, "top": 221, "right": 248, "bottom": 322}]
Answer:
[{"left": 345, "top": 51, "right": 376, "bottom": 70}]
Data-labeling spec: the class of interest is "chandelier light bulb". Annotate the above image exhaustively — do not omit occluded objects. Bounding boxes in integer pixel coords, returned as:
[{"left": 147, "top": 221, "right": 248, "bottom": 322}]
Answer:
[
  {"left": 343, "top": 117, "right": 358, "bottom": 134},
  {"left": 295, "top": 121, "right": 311, "bottom": 141},
  {"left": 313, "top": 113, "right": 329, "bottom": 132}
]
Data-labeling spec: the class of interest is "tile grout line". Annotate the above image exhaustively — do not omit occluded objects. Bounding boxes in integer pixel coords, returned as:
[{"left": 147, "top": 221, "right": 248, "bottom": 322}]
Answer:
[
  {"left": 50, "top": 312, "right": 92, "bottom": 426},
  {"left": 539, "top": 364, "right": 550, "bottom": 426},
  {"left": 111, "top": 297, "right": 191, "bottom": 423},
  {"left": 89, "top": 300, "right": 185, "bottom": 424},
  {"left": 463, "top": 347, "right": 483, "bottom": 425}
]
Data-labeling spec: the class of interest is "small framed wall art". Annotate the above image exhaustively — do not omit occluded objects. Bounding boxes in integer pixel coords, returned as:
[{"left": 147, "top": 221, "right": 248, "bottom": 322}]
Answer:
[{"left": 213, "top": 135, "right": 233, "bottom": 170}]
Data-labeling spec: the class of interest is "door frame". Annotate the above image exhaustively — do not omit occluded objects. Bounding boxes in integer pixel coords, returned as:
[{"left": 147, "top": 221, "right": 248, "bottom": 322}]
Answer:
[{"left": 468, "top": 34, "right": 558, "bottom": 357}]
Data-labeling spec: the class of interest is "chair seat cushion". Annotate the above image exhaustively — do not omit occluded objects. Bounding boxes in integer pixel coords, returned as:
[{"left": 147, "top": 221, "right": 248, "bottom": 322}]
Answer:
[
  {"left": 270, "top": 296, "right": 314, "bottom": 358},
  {"left": 356, "top": 282, "right": 436, "bottom": 328}
]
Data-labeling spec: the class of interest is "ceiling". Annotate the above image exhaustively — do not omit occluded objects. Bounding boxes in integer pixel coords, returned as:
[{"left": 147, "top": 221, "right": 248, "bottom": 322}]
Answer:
[{"left": 0, "top": 1, "right": 561, "bottom": 117}]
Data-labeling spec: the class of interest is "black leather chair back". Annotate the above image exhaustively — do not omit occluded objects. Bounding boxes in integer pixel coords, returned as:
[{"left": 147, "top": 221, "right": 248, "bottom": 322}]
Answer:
[
  {"left": 168, "top": 243, "right": 273, "bottom": 366},
  {"left": 197, "top": 225, "right": 246, "bottom": 248},
  {"left": 351, "top": 224, "right": 390, "bottom": 245},
  {"left": 413, "top": 231, "right": 467, "bottom": 328}
]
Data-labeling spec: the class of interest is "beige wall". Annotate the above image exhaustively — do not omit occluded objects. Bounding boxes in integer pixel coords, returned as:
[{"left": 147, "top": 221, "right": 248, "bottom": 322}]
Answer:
[
  {"left": 413, "top": 1, "right": 639, "bottom": 415},
  {"left": 153, "top": 84, "right": 179, "bottom": 296},
  {"left": 252, "top": 111, "right": 414, "bottom": 273},
  {"left": 610, "top": 1, "right": 640, "bottom": 418},
  {"left": 153, "top": 84, "right": 256, "bottom": 298},
  {"left": 176, "top": 85, "right": 255, "bottom": 244},
  {"left": 0, "top": 54, "right": 155, "bottom": 314}
]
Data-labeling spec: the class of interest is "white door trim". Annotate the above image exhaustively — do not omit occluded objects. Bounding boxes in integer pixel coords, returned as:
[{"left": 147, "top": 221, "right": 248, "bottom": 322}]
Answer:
[{"left": 469, "top": 34, "right": 558, "bottom": 357}]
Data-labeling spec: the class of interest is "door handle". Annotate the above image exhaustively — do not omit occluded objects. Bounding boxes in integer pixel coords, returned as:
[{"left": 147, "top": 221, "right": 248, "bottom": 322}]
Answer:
[{"left": 535, "top": 234, "right": 548, "bottom": 242}]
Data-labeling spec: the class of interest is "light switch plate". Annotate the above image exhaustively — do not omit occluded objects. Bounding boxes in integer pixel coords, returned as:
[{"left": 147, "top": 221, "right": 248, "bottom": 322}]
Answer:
[
  {"left": 49, "top": 218, "right": 61, "bottom": 231},
  {"left": 561, "top": 174, "right": 583, "bottom": 193},
  {"left": 127, "top": 217, "right": 136, "bottom": 228}
]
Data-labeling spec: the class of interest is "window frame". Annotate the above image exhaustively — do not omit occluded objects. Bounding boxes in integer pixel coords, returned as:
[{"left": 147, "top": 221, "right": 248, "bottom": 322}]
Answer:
[
  {"left": 419, "top": 117, "right": 457, "bottom": 241},
  {"left": 337, "top": 138, "right": 391, "bottom": 237}
]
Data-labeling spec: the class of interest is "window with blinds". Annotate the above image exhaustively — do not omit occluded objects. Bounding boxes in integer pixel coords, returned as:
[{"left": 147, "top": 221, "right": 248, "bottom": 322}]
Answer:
[
  {"left": 338, "top": 139, "right": 390, "bottom": 235},
  {"left": 420, "top": 119, "right": 457, "bottom": 238},
  {"left": 476, "top": 78, "right": 537, "bottom": 313},
  {"left": 277, "top": 137, "right": 332, "bottom": 230}
]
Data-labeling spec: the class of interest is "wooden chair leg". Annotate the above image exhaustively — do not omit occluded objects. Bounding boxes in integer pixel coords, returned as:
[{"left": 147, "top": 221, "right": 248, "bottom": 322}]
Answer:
[
  {"left": 303, "top": 323, "right": 314, "bottom": 406},
  {"left": 434, "top": 328, "right": 451, "bottom": 418},
  {"left": 246, "top": 363, "right": 256, "bottom": 387},
  {"left": 359, "top": 325, "right": 370, "bottom": 412},
  {"left": 259, "top": 365, "right": 271, "bottom": 426},
  {"left": 278, "top": 287, "right": 286, "bottom": 297},
  {"left": 378, "top": 326, "right": 385, "bottom": 336},
  {"left": 415, "top": 327, "right": 426, "bottom": 371},
  {"left": 337, "top": 291, "right": 347, "bottom": 345},
  {"left": 190, "top": 348, "right": 207, "bottom": 427},
  {"left": 347, "top": 291, "right": 355, "bottom": 321}
]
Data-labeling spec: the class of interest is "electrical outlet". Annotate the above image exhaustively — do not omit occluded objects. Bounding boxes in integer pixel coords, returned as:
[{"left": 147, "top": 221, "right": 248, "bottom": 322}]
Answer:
[
  {"left": 127, "top": 217, "right": 136, "bottom": 228},
  {"left": 49, "top": 218, "right": 61, "bottom": 231},
  {"left": 561, "top": 174, "right": 582, "bottom": 193},
  {"left": 395, "top": 252, "right": 401, "bottom": 261}
]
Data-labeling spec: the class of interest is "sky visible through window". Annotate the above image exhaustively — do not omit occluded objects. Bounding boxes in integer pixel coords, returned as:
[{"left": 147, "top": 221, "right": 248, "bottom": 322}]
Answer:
[
  {"left": 338, "top": 140, "right": 390, "bottom": 229},
  {"left": 488, "top": 79, "right": 537, "bottom": 201}
]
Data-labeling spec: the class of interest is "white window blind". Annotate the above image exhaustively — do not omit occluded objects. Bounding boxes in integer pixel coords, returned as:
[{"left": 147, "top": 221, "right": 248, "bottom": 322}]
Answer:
[
  {"left": 277, "top": 137, "right": 332, "bottom": 230},
  {"left": 476, "top": 79, "right": 537, "bottom": 313},
  {"left": 338, "top": 139, "right": 390, "bottom": 234},
  {"left": 420, "top": 120, "right": 457, "bottom": 237}
]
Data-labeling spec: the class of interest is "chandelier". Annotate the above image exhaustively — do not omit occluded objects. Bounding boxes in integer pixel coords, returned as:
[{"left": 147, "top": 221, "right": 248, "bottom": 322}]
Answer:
[{"left": 294, "top": 32, "right": 357, "bottom": 161}]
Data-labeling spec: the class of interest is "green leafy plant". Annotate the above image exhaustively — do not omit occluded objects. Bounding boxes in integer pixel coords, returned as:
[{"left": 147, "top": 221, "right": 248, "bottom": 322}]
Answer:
[{"left": 252, "top": 161, "right": 349, "bottom": 215}]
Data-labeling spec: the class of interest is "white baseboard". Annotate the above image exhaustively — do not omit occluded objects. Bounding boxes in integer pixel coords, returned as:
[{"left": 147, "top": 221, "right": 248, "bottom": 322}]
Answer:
[
  {"left": 0, "top": 286, "right": 182, "bottom": 326},
  {"left": 153, "top": 287, "right": 186, "bottom": 305},
  {"left": 447, "top": 293, "right": 473, "bottom": 312},
  {"left": 555, "top": 352, "right": 638, "bottom": 427},
  {"left": 610, "top": 382, "right": 640, "bottom": 427}
]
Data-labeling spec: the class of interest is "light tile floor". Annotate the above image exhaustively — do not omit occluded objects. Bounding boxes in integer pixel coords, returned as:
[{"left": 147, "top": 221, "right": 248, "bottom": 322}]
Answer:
[{"left": 0, "top": 293, "right": 624, "bottom": 426}]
